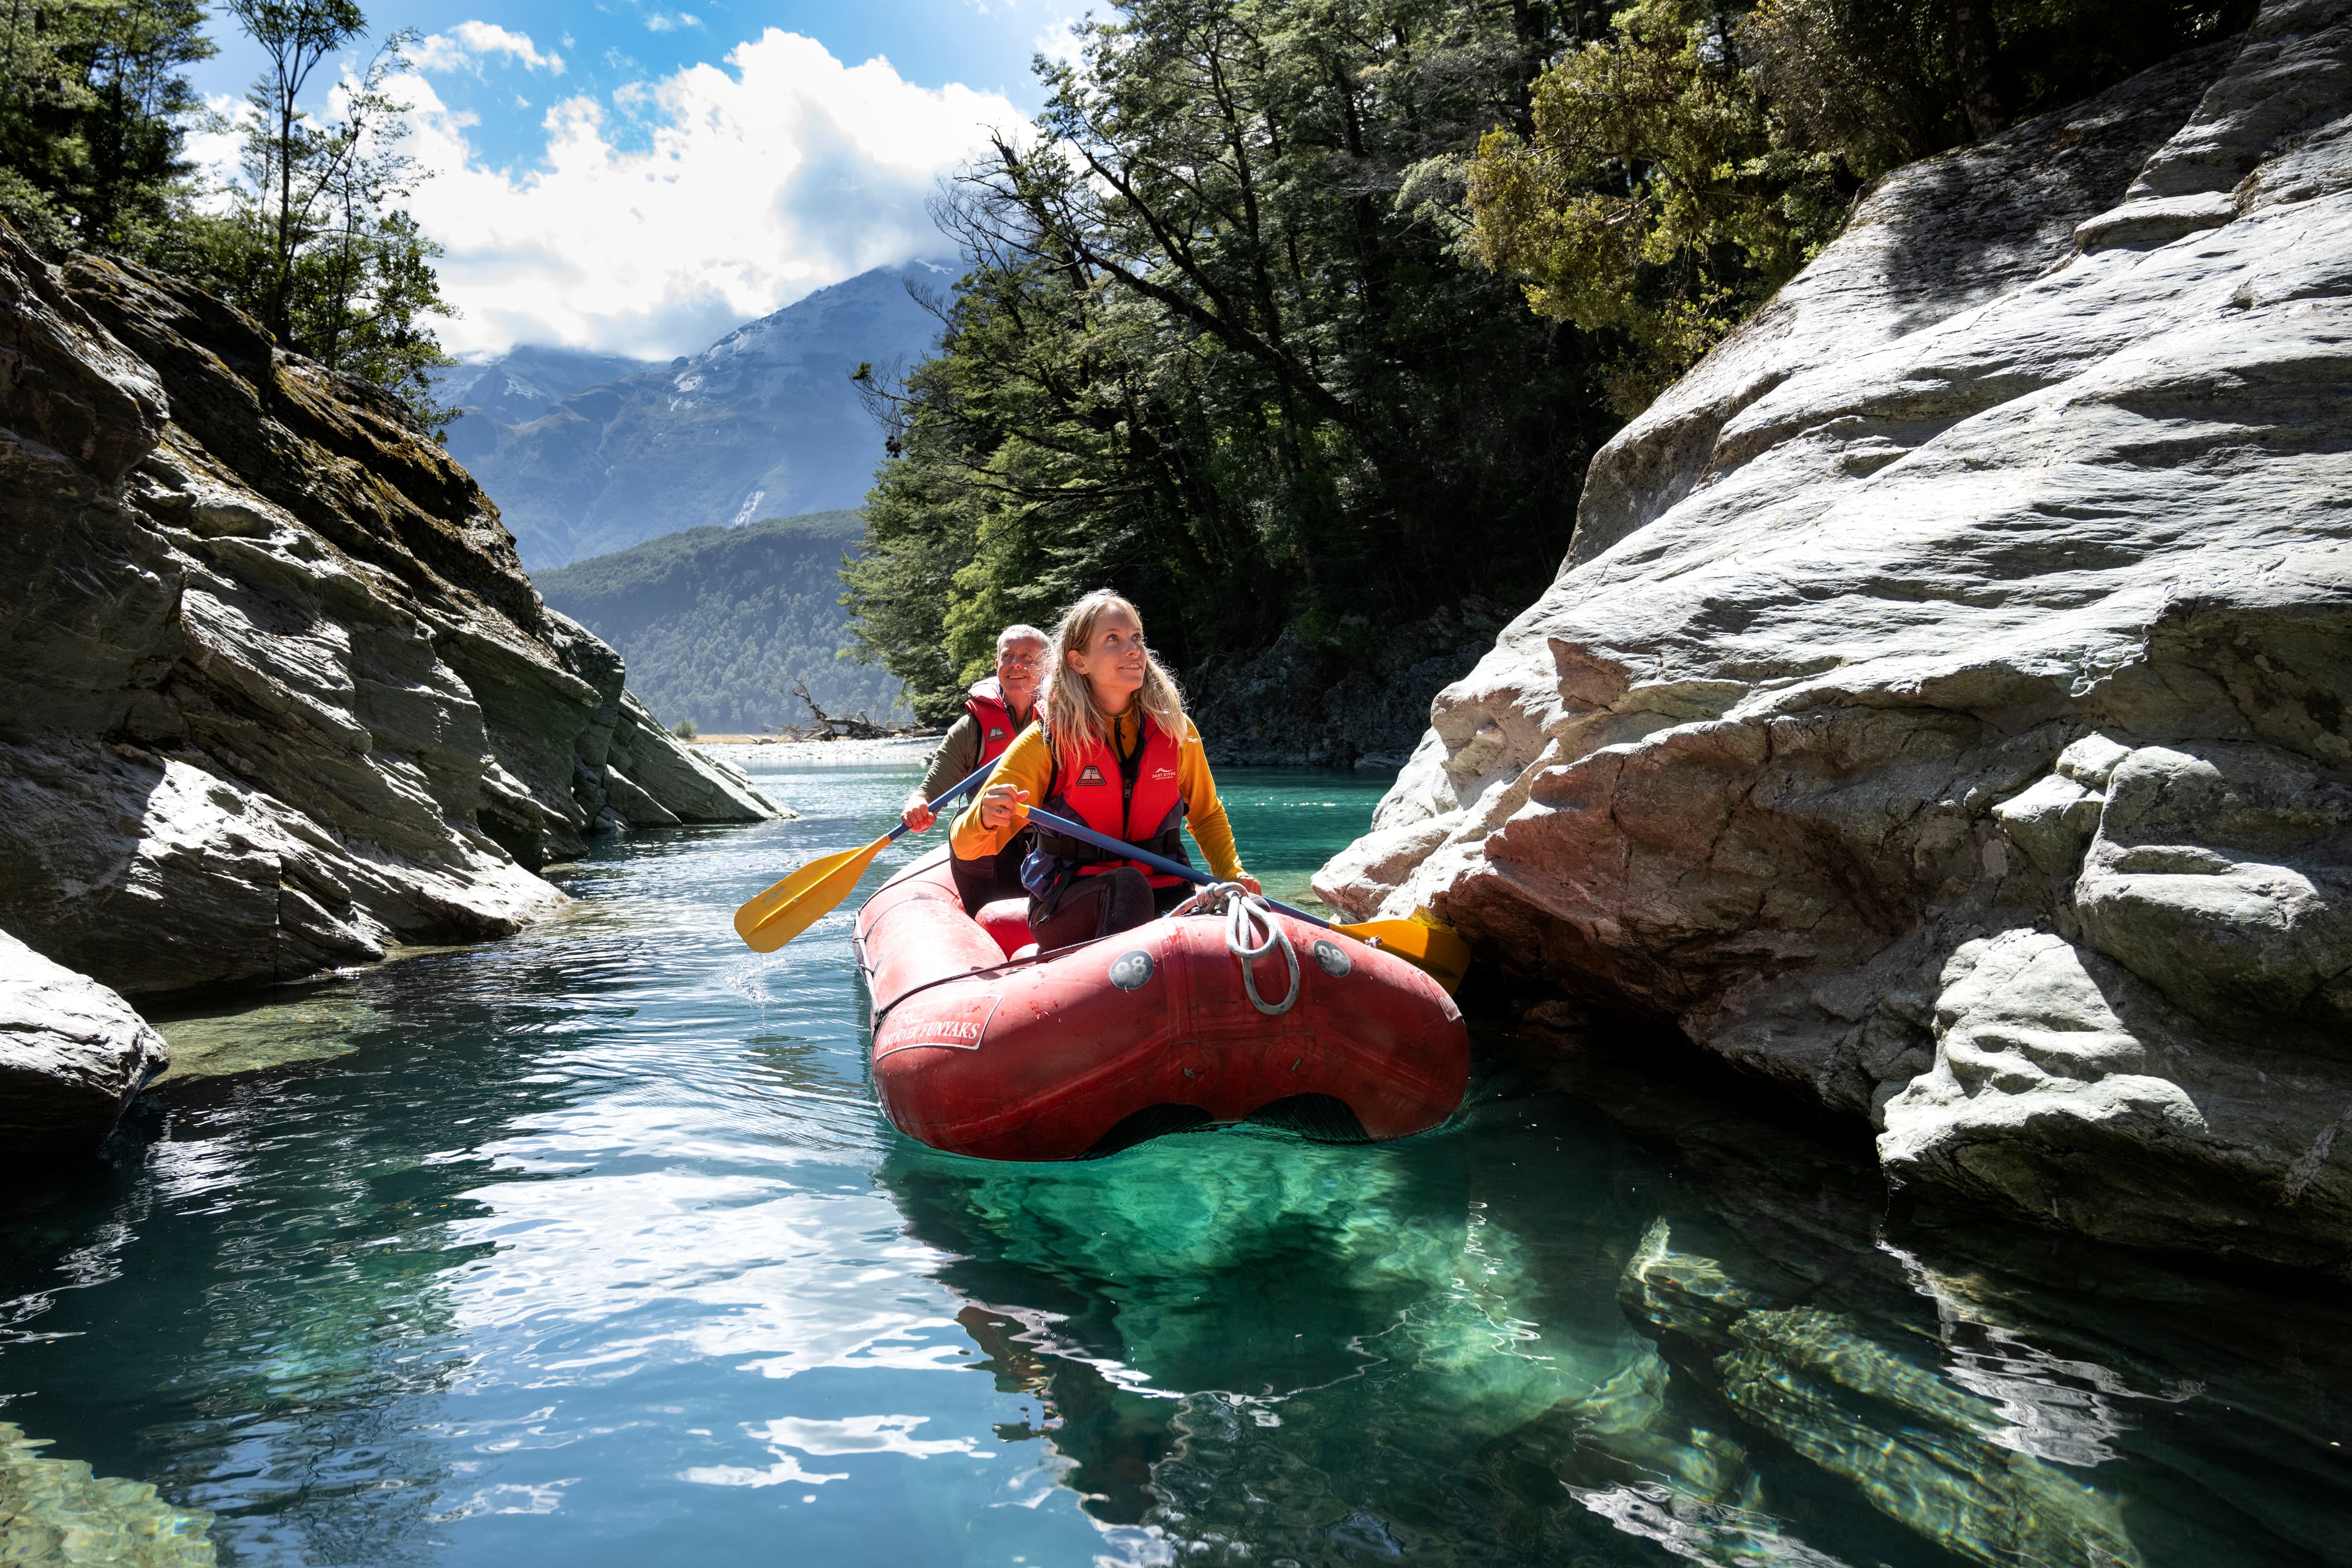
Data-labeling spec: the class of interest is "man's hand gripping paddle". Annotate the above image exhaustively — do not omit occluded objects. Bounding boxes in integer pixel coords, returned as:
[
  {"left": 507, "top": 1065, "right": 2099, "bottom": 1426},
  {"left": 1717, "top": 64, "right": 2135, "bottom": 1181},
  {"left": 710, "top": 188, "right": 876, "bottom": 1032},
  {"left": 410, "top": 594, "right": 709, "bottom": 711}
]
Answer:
[
  {"left": 733, "top": 761, "right": 995, "bottom": 954},
  {"left": 1018, "top": 804, "right": 1471, "bottom": 994}
]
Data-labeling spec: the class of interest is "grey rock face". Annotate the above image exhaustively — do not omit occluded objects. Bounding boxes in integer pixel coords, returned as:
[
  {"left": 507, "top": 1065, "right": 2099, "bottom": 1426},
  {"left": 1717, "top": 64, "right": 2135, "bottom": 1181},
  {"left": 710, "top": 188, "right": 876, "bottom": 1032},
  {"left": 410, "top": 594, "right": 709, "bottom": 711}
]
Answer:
[
  {"left": 1317, "top": 3, "right": 2352, "bottom": 1269},
  {"left": 0, "top": 221, "right": 786, "bottom": 1000},
  {"left": 0, "top": 928, "right": 168, "bottom": 1165}
]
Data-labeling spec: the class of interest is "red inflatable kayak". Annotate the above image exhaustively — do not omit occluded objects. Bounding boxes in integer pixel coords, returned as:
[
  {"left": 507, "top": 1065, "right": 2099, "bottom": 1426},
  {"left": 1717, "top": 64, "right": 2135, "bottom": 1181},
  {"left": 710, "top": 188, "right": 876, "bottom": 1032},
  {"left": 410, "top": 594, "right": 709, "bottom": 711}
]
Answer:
[{"left": 853, "top": 850, "right": 1469, "bottom": 1161}]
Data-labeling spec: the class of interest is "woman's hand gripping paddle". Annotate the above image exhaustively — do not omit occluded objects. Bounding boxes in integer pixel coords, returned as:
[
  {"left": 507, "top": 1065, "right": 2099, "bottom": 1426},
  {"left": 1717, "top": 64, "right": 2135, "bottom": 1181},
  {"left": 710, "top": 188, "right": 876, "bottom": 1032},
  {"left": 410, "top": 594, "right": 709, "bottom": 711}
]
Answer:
[
  {"left": 1018, "top": 805, "right": 1472, "bottom": 994},
  {"left": 733, "top": 761, "right": 996, "bottom": 954}
]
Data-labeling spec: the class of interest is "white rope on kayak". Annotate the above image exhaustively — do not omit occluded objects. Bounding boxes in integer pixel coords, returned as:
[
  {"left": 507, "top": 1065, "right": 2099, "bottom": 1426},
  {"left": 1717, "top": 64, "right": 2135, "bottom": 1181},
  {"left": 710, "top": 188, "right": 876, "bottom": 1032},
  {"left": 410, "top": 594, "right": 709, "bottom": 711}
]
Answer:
[{"left": 1172, "top": 881, "right": 1300, "bottom": 1016}]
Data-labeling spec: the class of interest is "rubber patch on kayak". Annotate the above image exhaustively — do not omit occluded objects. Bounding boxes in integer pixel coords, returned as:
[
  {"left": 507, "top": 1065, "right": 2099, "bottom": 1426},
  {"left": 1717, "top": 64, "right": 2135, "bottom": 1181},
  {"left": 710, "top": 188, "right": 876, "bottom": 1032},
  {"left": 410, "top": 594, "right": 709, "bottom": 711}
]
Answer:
[
  {"left": 875, "top": 993, "right": 1002, "bottom": 1058},
  {"left": 1311, "top": 940, "right": 1351, "bottom": 978},
  {"left": 1109, "top": 950, "right": 1155, "bottom": 990}
]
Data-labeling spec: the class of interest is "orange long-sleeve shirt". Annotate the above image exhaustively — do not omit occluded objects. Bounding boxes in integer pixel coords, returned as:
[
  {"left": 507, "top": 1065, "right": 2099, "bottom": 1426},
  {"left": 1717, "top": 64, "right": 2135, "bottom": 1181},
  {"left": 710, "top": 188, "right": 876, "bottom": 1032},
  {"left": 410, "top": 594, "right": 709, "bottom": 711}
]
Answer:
[{"left": 949, "top": 709, "right": 1245, "bottom": 881}]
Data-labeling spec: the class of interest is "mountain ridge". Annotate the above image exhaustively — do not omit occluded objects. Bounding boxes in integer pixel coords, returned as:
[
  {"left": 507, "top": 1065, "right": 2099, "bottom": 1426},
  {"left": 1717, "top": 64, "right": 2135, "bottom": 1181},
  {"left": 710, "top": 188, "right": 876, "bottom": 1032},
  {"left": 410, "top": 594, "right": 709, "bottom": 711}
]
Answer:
[
  {"left": 444, "top": 261, "right": 953, "bottom": 569},
  {"left": 532, "top": 509, "right": 909, "bottom": 736}
]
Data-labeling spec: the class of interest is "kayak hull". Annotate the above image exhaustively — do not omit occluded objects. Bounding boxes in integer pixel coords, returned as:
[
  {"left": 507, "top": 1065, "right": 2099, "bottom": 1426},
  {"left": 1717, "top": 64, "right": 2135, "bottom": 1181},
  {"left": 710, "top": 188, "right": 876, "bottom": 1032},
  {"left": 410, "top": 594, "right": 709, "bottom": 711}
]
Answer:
[{"left": 854, "top": 852, "right": 1469, "bottom": 1161}]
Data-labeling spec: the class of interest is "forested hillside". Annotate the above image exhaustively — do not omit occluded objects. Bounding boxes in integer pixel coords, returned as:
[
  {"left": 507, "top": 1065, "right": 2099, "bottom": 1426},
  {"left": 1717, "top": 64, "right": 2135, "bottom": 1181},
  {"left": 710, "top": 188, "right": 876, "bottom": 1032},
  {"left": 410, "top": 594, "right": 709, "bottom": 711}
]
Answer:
[
  {"left": 845, "top": 0, "right": 2256, "bottom": 723},
  {"left": 532, "top": 511, "right": 909, "bottom": 736}
]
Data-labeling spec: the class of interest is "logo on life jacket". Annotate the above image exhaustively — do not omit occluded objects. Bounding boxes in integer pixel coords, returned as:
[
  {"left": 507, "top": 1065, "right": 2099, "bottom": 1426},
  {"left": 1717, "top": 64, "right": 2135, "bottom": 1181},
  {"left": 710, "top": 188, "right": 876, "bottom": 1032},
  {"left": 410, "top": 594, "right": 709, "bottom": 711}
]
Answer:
[
  {"left": 1151, "top": 766, "right": 1177, "bottom": 781},
  {"left": 1077, "top": 764, "right": 1107, "bottom": 785},
  {"left": 988, "top": 727, "right": 1007, "bottom": 741}
]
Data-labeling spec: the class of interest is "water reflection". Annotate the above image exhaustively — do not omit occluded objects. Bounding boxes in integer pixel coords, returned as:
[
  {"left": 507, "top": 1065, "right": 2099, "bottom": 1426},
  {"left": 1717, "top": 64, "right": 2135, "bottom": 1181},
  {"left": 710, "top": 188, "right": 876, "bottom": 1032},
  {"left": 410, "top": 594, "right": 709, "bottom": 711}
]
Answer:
[
  {"left": 0, "top": 755, "right": 2344, "bottom": 1567},
  {"left": 881, "top": 1050, "right": 2352, "bottom": 1567},
  {"left": 1, "top": 941, "right": 625, "bottom": 1567}
]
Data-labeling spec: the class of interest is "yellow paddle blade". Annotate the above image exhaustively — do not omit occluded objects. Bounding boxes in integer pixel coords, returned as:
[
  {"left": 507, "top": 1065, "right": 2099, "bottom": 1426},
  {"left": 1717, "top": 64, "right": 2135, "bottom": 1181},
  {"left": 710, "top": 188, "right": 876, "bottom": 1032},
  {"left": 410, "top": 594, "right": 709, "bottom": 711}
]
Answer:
[
  {"left": 1327, "top": 911, "right": 1471, "bottom": 993},
  {"left": 733, "top": 833, "right": 890, "bottom": 953}
]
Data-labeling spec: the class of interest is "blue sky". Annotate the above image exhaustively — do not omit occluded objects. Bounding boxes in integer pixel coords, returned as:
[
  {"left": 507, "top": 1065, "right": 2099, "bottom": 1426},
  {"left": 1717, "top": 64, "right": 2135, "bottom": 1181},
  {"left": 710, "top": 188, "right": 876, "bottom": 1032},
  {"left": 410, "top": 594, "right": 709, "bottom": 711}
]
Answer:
[{"left": 188, "top": 1, "right": 1076, "bottom": 358}]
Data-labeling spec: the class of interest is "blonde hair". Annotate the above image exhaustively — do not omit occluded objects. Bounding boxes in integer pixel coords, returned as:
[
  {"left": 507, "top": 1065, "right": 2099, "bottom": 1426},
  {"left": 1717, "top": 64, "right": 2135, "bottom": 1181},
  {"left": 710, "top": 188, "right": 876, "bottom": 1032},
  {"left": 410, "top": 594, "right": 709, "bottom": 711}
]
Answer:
[{"left": 1042, "top": 590, "right": 1188, "bottom": 777}]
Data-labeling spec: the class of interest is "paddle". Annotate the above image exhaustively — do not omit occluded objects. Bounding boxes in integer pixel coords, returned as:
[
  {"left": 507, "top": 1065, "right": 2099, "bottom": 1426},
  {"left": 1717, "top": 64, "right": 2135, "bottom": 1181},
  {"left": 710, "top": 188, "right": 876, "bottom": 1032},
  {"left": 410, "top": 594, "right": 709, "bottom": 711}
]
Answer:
[
  {"left": 733, "top": 760, "right": 997, "bottom": 954},
  {"left": 1017, "top": 804, "right": 1472, "bottom": 994}
]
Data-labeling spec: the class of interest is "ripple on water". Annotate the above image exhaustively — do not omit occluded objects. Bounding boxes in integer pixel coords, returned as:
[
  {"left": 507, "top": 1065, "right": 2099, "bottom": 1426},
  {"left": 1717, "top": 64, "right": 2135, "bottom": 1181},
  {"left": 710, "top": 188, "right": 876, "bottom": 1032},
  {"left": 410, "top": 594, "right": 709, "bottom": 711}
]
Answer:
[{"left": 0, "top": 758, "right": 2347, "bottom": 1567}]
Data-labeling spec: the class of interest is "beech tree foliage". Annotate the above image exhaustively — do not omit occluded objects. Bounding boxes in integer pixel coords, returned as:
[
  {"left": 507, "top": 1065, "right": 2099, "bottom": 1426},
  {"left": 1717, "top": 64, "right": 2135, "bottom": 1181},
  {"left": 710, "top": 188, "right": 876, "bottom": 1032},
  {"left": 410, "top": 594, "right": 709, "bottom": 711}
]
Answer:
[
  {"left": 0, "top": 0, "right": 455, "bottom": 429},
  {"left": 848, "top": 0, "right": 2256, "bottom": 719},
  {"left": 848, "top": 0, "right": 1622, "bottom": 721},
  {"left": 0, "top": 0, "right": 214, "bottom": 253},
  {"left": 1465, "top": 0, "right": 2259, "bottom": 413},
  {"left": 202, "top": 1, "right": 456, "bottom": 424}
]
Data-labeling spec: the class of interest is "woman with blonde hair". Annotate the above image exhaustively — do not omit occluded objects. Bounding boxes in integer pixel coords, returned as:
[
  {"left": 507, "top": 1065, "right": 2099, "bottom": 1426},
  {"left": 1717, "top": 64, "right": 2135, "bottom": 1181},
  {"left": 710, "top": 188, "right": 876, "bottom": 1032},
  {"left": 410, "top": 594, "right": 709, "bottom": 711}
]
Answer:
[{"left": 951, "top": 589, "right": 1258, "bottom": 949}]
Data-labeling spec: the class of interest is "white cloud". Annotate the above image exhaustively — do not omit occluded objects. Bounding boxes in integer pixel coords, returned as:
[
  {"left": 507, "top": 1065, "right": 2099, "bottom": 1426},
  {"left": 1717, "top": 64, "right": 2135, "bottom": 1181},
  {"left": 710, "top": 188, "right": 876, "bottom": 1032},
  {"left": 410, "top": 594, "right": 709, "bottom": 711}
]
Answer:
[
  {"left": 1033, "top": 11, "right": 1087, "bottom": 67},
  {"left": 643, "top": 10, "right": 706, "bottom": 31},
  {"left": 384, "top": 31, "right": 1021, "bottom": 358},
  {"left": 412, "top": 20, "right": 566, "bottom": 77},
  {"left": 183, "top": 92, "right": 249, "bottom": 200}
]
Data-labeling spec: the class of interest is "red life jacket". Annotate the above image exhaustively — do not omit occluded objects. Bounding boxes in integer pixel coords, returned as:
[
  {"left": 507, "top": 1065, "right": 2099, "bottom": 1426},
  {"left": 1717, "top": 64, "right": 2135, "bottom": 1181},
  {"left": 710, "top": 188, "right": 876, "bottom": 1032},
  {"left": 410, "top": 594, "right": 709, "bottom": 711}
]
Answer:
[
  {"left": 963, "top": 677, "right": 1027, "bottom": 766},
  {"left": 1023, "top": 713, "right": 1189, "bottom": 892}
]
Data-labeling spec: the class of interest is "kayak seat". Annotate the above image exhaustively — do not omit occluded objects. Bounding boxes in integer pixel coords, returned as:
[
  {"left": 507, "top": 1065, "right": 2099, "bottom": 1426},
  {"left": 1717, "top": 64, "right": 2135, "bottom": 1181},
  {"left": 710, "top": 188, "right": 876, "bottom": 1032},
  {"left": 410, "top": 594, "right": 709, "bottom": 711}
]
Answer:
[{"left": 975, "top": 898, "right": 1030, "bottom": 959}]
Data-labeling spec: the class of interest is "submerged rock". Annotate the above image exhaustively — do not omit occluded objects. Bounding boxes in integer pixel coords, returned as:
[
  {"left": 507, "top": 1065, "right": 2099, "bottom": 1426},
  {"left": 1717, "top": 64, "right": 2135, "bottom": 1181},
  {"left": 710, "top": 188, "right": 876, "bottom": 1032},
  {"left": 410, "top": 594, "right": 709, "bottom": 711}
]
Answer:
[
  {"left": 1317, "top": 2, "right": 2352, "bottom": 1268},
  {"left": 0, "top": 1421, "right": 214, "bottom": 1565},
  {"left": 0, "top": 218, "right": 785, "bottom": 1003},
  {"left": 0, "top": 929, "right": 167, "bottom": 1167}
]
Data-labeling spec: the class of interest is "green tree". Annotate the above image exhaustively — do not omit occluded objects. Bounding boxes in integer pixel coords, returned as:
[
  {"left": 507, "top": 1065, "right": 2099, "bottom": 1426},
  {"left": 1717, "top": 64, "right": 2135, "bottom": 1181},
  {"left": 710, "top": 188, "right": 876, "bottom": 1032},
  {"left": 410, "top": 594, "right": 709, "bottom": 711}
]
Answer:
[
  {"left": 0, "top": 0, "right": 455, "bottom": 427},
  {"left": 209, "top": 3, "right": 458, "bottom": 429},
  {"left": 847, "top": 0, "right": 1616, "bottom": 720},
  {"left": 0, "top": 0, "right": 214, "bottom": 253},
  {"left": 225, "top": 0, "right": 364, "bottom": 343},
  {"left": 1464, "top": 0, "right": 2257, "bottom": 413}
]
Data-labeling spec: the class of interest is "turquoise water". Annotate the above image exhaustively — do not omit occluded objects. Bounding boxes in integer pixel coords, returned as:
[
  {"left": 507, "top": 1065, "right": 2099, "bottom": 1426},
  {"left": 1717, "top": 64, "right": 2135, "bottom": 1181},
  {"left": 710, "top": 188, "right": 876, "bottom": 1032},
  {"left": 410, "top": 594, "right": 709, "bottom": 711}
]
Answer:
[{"left": 2, "top": 753, "right": 2350, "bottom": 1567}]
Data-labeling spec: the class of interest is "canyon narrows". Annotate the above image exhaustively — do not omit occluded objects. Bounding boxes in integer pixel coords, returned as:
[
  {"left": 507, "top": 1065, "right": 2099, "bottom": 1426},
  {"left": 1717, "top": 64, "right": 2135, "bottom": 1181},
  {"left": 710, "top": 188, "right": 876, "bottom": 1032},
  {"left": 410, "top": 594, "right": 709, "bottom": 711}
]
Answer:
[{"left": 1319, "top": 0, "right": 2352, "bottom": 1270}]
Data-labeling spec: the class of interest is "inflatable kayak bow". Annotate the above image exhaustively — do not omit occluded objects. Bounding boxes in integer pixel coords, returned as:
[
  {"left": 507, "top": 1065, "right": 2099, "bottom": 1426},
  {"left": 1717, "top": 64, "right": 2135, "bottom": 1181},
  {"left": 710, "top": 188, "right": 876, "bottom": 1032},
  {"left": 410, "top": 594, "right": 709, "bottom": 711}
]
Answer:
[{"left": 854, "top": 834, "right": 1470, "bottom": 1161}]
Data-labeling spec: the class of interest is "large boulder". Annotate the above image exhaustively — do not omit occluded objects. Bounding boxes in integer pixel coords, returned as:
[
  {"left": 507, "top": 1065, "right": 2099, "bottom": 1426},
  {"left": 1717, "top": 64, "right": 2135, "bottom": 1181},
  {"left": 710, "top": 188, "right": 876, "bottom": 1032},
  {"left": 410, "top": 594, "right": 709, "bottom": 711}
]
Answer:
[
  {"left": 0, "top": 221, "right": 785, "bottom": 998},
  {"left": 1317, "top": 1, "right": 2352, "bottom": 1270},
  {"left": 0, "top": 928, "right": 168, "bottom": 1165}
]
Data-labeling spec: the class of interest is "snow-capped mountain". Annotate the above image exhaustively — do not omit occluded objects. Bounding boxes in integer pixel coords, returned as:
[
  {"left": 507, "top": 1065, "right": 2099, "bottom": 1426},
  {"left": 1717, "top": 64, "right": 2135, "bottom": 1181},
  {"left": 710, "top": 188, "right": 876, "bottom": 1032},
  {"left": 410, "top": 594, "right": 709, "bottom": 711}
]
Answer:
[
  {"left": 434, "top": 346, "right": 663, "bottom": 435},
  {"left": 445, "top": 261, "right": 952, "bottom": 568}
]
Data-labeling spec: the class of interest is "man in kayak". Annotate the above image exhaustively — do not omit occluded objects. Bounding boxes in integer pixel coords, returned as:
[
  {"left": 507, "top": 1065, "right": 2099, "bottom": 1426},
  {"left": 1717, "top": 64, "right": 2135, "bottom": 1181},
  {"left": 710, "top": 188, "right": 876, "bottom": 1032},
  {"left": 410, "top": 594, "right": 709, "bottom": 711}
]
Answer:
[
  {"left": 952, "top": 590, "right": 1259, "bottom": 950},
  {"left": 903, "top": 624, "right": 1048, "bottom": 913}
]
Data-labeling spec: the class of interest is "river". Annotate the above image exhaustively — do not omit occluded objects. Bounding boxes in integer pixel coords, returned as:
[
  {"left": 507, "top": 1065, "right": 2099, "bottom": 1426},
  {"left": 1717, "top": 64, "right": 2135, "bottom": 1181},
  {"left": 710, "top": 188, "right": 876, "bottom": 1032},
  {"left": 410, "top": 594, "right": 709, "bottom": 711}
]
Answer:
[{"left": 1, "top": 747, "right": 2347, "bottom": 1567}]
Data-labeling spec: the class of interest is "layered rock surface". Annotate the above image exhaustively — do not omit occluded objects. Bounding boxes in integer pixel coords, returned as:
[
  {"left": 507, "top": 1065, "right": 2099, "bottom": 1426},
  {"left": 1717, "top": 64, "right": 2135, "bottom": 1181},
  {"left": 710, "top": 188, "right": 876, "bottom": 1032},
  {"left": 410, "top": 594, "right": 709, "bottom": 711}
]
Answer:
[
  {"left": 0, "top": 219, "right": 783, "bottom": 1007},
  {"left": 0, "top": 929, "right": 168, "bottom": 1164},
  {"left": 1318, "top": 1, "right": 2352, "bottom": 1270}
]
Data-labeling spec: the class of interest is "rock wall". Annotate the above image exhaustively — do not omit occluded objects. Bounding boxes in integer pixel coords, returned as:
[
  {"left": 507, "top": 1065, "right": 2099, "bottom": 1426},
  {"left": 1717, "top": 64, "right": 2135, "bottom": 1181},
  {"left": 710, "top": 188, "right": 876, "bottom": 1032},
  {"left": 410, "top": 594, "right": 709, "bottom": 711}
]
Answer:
[
  {"left": 1317, "top": 1, "right": 2352, "bottom": 1271},
  {"left": 0, "top": 219, "right": 783, "bottom": 1007}
]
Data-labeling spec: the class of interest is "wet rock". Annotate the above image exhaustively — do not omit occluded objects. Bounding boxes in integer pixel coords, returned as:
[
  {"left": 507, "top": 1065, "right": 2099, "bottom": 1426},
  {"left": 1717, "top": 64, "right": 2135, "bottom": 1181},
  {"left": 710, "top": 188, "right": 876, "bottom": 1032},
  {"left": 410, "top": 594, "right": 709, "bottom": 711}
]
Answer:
[
  {"left": 1317, "top": 4, "right": 2352, "bottom": 1265},
  {"left": 0, "top": 928, "right": 167, "bottom": 1166},
  {"left": 1618, "top": 1223, "right": 2142, "bottom": 1568},
  {"left": 0, "top": 1420, "right": 214, "bottom": 1565},
  {"left": 0, "top": 217, "right": 787, "bottom": 1000}
]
